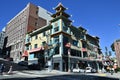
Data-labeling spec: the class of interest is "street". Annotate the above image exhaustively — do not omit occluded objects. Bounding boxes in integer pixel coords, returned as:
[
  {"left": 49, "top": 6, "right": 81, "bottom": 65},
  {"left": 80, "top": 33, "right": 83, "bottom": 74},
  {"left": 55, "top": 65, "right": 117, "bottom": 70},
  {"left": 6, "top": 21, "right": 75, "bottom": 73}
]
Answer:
[
  {"left": 0, "top": 70, "right": 120, "bottom": 80},
  {"left": 0, "top": 74, "right": 119, "bottom": 80}
]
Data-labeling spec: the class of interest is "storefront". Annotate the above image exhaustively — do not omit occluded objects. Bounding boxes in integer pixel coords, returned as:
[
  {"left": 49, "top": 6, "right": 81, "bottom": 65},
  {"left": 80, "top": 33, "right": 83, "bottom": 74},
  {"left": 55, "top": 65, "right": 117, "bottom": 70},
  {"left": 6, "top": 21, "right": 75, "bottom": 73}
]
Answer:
[{"left": 28, "top": 47, "right": 45, "bottom": 69}]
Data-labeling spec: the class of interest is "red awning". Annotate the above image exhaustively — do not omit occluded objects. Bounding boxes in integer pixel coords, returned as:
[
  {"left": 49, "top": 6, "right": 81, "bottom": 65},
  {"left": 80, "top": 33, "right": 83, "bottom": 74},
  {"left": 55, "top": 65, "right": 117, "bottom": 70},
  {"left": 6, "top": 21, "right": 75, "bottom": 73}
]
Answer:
[
  {"left": 22, "top": 50, "right": 28, "bottom": 57},
  {"left": 65, "top": 43, "right": 71, "bottom": 48},
  {"left": 29, "top": 47, "right": 44, "bottom": 53},
  {"left": 82, "top": 48, "right": 87, "bottom": 52}
]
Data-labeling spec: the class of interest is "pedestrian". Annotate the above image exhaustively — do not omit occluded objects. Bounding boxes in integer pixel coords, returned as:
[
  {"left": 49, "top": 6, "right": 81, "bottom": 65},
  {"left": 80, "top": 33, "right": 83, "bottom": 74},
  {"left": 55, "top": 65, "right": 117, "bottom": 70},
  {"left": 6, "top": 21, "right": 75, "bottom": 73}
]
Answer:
[
  {"left": 8, "top": 66, "right": 13, "bottom": 74},
  {"left": 0, "top": 63, "right": 5, "bottom": 75}
]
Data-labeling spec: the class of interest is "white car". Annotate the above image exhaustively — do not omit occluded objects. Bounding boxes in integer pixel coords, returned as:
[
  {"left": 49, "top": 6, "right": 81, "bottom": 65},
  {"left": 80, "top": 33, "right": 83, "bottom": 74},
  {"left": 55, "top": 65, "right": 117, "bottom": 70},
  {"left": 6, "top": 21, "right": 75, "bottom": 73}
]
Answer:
[
  {"left": 85, "top": 67, "right": 92, "bottom": 73},
  {"left": 85, "top": 67, "right": 96, "bottom": 73},
  {"left": 72, "top": 68, "right": 85, "bottom": 73}
]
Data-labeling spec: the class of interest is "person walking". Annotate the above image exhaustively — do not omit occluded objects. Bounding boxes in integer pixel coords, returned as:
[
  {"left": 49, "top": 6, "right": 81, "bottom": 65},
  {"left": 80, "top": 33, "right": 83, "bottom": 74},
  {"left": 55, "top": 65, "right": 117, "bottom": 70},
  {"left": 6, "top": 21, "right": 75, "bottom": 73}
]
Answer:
[
  {"left": 8, "top": 66, "right": 13, "bottom": 74},
  {"left": 0, "top": 63, "right": 5, "bottom": 75}
]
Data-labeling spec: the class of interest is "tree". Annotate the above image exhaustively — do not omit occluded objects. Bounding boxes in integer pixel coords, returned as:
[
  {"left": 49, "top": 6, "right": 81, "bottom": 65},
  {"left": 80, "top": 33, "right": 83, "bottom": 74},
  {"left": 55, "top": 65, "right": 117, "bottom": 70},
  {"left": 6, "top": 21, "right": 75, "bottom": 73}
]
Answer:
[{"left": 111, "top": 43, "right": 115, "bottom": 51}]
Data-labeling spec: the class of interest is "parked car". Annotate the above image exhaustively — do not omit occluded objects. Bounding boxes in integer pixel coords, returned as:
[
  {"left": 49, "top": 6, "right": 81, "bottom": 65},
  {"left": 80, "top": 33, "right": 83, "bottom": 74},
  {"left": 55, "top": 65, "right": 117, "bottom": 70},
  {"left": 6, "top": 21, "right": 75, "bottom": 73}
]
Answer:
[
  {"left": 91, "top": 68, "right": 97, "bottom": 73},
  {"left": 85, "top": 67, "right": 92, "bottom": 73},
  {"left": 85, "top": 67, "right": 96, "bottom": 73},
  {"left": 18, "top": 61, "right": 28, "bottom": 66},
  {"left": 72, "top": 68, "right": 85, "bottom": 73},
  {"left": 28, "top": 64, "right": 41, "bottom": 70}
]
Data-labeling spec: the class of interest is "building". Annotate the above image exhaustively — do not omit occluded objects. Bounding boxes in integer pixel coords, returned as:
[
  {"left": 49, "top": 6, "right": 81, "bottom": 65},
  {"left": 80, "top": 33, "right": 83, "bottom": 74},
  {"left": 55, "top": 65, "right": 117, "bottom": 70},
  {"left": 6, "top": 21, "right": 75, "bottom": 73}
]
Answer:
[
  {"left": 24, "top": 3, "right": 103, "bottom": 72},
  {"left": 5, "top": 3, "right": 52, "bottom": 62},
  {"left": 111, "top": 39, "right": 120, "bottom": 67},
  {"left": 0, "top": 31, "right": 5, "bottom": 57}
]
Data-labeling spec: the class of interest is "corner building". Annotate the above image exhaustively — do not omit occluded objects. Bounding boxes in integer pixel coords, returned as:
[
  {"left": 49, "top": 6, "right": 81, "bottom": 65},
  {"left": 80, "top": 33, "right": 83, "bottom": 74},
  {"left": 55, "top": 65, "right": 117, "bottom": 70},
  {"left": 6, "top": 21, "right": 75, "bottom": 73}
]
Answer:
[
  {"left": 5, "top": 3, "right": 52, "bottom": 62},
  {"left": 112, "top": 39, "right": 120, "bottom": 67},
  {"left": 25, "top": 3, "right": 103, "bottom": 72}
]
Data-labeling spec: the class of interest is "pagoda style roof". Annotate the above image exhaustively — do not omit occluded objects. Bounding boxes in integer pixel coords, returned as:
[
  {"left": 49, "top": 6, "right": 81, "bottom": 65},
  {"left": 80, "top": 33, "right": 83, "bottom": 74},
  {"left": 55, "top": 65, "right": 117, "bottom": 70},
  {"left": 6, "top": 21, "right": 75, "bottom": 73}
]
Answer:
[
  {"left": 86, "top": 34, "right": 99, "bottom": 41},
  {"left": 55, "top": 3, "right": 66, "bottom": 11},
  {"left": 51, "top": 11, "right": 70, "bottom": 18},
  {"left": 51, "top": 3, "right": 70, "bottom": 19},
  {"left": 50, "top": 15, "right": 72, "bottom": 22}
]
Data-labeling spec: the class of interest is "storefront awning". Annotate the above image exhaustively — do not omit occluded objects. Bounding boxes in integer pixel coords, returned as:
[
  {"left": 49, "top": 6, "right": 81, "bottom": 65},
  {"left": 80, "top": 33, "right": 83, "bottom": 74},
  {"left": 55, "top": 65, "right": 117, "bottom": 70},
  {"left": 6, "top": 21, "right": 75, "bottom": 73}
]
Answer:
[
  {"left": 65, "top": 43, "right": 71, "bottom": 48},
  {"left": 22, "top": 50, "right": 28, "bottom": 57},
  {"left": 29, "top": 47, "right": 44, "bottom": 53},
  {"left": 82, "top": 48, "right": 87, "bottom": 52}
]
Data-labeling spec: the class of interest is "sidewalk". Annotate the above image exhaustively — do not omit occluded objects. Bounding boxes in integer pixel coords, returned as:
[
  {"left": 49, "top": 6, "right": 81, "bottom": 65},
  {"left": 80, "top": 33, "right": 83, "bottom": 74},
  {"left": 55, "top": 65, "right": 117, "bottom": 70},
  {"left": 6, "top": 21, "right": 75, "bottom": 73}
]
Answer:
[
  {"left": 86, "top": 72, "right": 120, "bottom": 79},
  {"left": 106, "top": 72, "right": 120, "bottom": 78},
  {"left": 16, "top": 70, "right": 120, "bottom": 78},
  {"left": 13, "top": 70, "right": 71, "bottom": 77}
]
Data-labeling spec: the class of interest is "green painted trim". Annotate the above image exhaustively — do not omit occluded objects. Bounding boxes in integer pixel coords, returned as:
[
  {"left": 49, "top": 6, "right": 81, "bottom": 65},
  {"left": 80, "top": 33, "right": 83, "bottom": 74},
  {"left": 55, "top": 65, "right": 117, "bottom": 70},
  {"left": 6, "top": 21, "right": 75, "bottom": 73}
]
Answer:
[{"left": 30, "top": 25, "right": 52, "bottom": 36}]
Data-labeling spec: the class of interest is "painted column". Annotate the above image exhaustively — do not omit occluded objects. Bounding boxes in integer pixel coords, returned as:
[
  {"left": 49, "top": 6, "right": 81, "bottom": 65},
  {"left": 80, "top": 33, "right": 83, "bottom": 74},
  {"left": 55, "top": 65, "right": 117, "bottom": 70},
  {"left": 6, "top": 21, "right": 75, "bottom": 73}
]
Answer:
[
  {"left": 59, "top": 19, "right": 63, "bottom": 71},
  {"left": 60, "top": 19, "right": 62, "bottom": 31},
  {"left": 68, "top": 27, "right": 71, "bottom": 34},
  {"left": 68, "top": 48, "right": 71, "bottom": 72},
  {"left": 81, "top": 41, "right": 84, "bottom": 58},
  {"left": 59, "top": 34, "right": 63, "bottom": 71},
  {"left": 96, "top": 61, "right": 100, "bottom": 72},
  {"left": 59, "top": 34, "right": 63, "bottom": 56}
]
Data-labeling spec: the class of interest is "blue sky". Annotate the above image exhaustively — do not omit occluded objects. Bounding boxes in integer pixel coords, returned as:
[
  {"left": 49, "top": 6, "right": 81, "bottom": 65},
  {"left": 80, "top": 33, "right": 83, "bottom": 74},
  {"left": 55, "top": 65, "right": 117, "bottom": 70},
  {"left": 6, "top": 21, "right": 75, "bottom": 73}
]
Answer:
[{"left": 0, "top": 0, "right": 120, "bottom": 56}]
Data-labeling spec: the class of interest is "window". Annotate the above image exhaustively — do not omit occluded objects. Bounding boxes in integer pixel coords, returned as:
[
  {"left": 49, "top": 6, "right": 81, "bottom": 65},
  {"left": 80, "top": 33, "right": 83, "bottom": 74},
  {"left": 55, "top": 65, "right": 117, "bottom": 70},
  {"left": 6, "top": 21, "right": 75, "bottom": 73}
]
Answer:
[
  {"left": 82, "top": 42, "right": 86, "bottom": 48},
  {"left": 63, "top": 26, "right": 68, "bottom": 32},
  {"left": 16, "top": 43, "right": 19, "bottom": 49},
  {"left": 54, "top": 46, "right": 59, "bottom": 55},
  {"left": 42, "top": 41, "right": 46, "bottom": 46},
  {"left": 35, "top": 35, "right": 38, "bottom": 39},
  {"left": 73, "top": 40, "right": 78, "bottom": 46},
  {"left": 83, "top": 52, "right": 88, "bottom": 57},
  {"left": 71, "top": 49, "right": 81, "bottom": 57},
  {"left": 36, "top": 10, "right": 38, "bottom": 15},
  {"left": 54, "top": 36, "right": 59, "bottom": 43},
  {"left": 26, "top": 46, "right": 29, "bottom": 50},
  {"left": 35, "top": 22, "right": 38, "bottom": 26},
  {"left": 27, "top": 38, "right": 29, "bottom": 42},
  {"left": 63, "top": 47, "right": 68, "bottom": 55},
  {"left": 43, "top": 32, "right": 46, "bottom": 36},
  {"left": 63, "top": 36, "right": 68, "bottom": 45},
  {"left": 30, "top": 45, "right": 32, "bottom": 49},
  {"left": 34, "top": 44, "right": 38, "bottom": 48},
  {"left": 80, "top": 35, "right": 84, "bottom": 39},
  {"left": 54, "top": 27, "right": 59, "bottom": 32}
]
